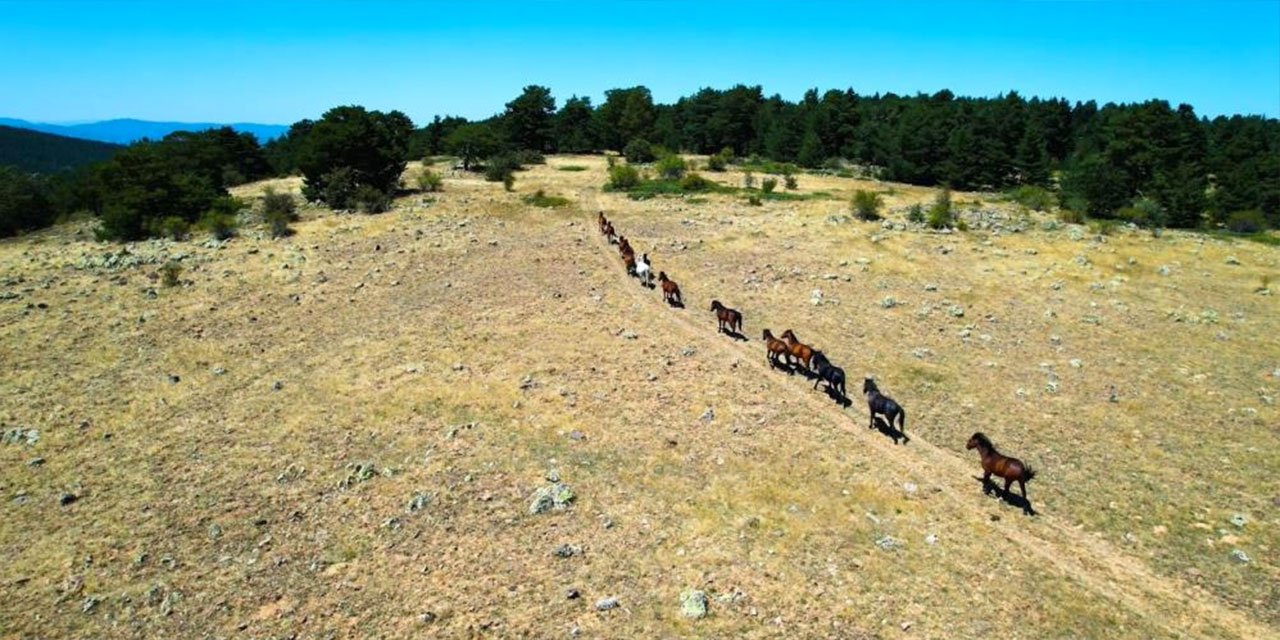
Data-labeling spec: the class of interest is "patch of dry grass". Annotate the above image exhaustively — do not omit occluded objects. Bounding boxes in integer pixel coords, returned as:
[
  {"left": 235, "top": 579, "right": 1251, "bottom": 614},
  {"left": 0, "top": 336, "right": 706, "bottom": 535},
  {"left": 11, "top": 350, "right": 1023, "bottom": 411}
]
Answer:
[{"left": 0, "top": 155, "right": 1275, "bottom": 638}]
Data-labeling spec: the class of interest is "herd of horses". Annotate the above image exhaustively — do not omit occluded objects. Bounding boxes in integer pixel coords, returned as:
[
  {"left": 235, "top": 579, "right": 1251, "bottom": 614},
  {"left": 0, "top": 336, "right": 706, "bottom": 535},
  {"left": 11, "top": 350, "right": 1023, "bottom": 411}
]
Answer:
[{"left": 596, "top": 211, "right": 1038, "bottom": 514}]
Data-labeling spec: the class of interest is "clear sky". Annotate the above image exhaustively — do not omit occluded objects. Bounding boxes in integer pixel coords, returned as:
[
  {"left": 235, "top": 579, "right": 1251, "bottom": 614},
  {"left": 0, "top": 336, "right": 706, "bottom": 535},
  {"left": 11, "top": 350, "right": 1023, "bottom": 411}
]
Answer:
[{"left": 1, "top": 0, "right": 1277, "bottom": 125}]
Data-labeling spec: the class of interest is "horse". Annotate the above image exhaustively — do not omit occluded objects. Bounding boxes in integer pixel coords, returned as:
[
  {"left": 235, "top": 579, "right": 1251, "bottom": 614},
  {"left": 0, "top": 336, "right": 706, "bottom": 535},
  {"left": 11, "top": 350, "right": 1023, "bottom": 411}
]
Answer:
[
  {"left": 967, "top": 432, "right": 1036, "bottom": 513},
  {"left": 635, "top": 253, "right": 654, "bottom": 287},
  {"left": 657, "top": 271, "right": 682, "bottom": 306},
  {"left": 779, "top": 329, "right": 815, "bottom": 371},
  {"left": 604, "top": 222, "right": 618, "bottom": 244},
  {"left": 762, "top": 329, "right": 791, "bottom": 370},
  {"left": 810, "top": 351, "right": 846, "bottom": 397},
  {"left": 618, "top": 236, "right": 633, "bottom": 258},
  {"left": 598, "top": 211, "right": 609, "bottom": 234},
  {"left": 863, "top": 378, "right": 906, "bottom": 438},
  {"left": 709, "top": 300, "right": 743, "bottom": 335},
  {"left": 622, "top": 251, "right": 637, "bottom": 277}
]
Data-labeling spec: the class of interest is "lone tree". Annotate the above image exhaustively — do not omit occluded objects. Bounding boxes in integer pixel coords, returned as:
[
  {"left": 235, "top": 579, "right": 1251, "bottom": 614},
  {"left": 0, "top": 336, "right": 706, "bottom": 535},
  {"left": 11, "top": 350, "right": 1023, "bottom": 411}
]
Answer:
[
  {"left": 446, "top": 123, "right": 503, "bottom": 171},
  {"left": 297, "top": 106, "right": 414, "bottom": 207},
  {"left": 503, "top": 85, "right": 556, "bottom": 153}
]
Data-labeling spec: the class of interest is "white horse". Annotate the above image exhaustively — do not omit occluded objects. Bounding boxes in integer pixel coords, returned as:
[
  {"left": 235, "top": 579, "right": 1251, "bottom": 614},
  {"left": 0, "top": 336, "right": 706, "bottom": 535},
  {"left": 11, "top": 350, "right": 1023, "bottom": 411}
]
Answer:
[{"left": 635, "top": 253, "right": 654, "bottom": 288}]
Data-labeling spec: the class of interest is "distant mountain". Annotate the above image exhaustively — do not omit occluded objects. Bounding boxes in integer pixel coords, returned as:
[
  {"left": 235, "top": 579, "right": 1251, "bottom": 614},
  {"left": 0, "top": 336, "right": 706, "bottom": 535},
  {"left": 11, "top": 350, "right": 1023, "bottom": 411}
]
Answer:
[
  {"left": 0, "top": 125, "right": 122, "bottom": 173},
  {"left": 0, "top": 118, "right": 289, "bottom": 145}
]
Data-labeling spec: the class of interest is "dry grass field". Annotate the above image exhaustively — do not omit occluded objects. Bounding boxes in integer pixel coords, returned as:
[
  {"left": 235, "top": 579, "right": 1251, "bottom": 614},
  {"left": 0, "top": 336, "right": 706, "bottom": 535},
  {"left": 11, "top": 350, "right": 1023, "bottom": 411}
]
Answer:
[{"left": 1, "top": 155, "right": 1277, "bottom": 638}]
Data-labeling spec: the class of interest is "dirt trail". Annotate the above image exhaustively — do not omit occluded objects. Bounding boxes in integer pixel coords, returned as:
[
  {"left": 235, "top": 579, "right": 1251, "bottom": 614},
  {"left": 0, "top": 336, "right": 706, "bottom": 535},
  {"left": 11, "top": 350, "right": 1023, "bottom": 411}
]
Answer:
[{"left": 582, "top": 191, "right": 1273, "bottom": 639}]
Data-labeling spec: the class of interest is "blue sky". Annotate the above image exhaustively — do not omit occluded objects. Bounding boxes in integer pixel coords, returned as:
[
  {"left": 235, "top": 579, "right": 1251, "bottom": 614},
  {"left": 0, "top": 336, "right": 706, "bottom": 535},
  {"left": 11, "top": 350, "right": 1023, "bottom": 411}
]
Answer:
[{"left": 1, "top": 0, "right": 1277, "bottom": 124}]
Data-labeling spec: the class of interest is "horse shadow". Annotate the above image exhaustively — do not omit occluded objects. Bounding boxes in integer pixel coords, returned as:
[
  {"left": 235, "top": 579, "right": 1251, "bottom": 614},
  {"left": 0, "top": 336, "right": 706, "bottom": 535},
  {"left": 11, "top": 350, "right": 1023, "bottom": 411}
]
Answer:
[
  {"left": 719, "top": 328, "right": 748, "bottom": 342},
  {"left": 870, "top": 415, "right": 910, "bottom": 445},
  {"left": 768, "top": 358, "right": 797, "bottom": 376},
  {"left": 822, "top": 385, "right": 853, "bottom": 408},
  {"left": 973, "top": 476, "right": 1037, "bottom": 516},
  {"left": 667, "top": 299, "right": 685, "bottom": 309}
]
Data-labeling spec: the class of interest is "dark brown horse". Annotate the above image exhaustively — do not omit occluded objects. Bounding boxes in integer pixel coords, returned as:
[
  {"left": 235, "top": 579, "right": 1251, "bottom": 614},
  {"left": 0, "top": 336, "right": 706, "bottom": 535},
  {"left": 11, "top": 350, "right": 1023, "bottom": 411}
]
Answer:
[
  {"left": 762, "top": 329, "right": 791, "bottom": 370},
  {"left": 604, "top": 222, "right": 618, "bottom": 244},
  {"left": 657, "top": 271, "right": 682, "bottom": 306},
  {"left": 597, "top": 211, "right": 609, "bottom": 234},
  {"left": 617, "top": 236, "right": 633, "bottom": 258},
  {"left": 780, "top": 329, "right": 815, "bottom": 371},
  {"left": 622, "top": 251, "right": 637, "bottom": 276},
  {"left": 709, "top": 300, "right": 743, "bottom": 334},
  {"left": 863, "top": 378, "right": 906, "bottom": 441},
  {"left": 967, "top": 432, "right": 1037, "bottom": 513}
]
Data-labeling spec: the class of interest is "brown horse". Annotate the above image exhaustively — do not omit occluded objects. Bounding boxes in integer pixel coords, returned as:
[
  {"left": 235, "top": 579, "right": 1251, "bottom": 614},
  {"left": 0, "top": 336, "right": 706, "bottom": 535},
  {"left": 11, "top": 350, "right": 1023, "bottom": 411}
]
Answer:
[
  {"left": 617, "top": 236, "right": 633, "bottom": 257},
  {"left": 762, "top": 329, "right": 791, "bottom": 370},
  {"left": 657, "top": 271, "right": 682, "bottom": 306},
  {"left": 597, "top": 211, "right": 609, "bottom": 234},
  {"left": 709, "top": 300, "right": 743, "bottom": 334},
  {"left": 967, "top": 432, "right": 1037, "bottom": 513},
  {"left": 622, "top": 251, "right": 637, "bottom": 276},
  {"left": 780, "top": 329, "right": 815, "bottom": 371},
  {"left": 604, "top": 222, "right": 618, "bottom": 244}
]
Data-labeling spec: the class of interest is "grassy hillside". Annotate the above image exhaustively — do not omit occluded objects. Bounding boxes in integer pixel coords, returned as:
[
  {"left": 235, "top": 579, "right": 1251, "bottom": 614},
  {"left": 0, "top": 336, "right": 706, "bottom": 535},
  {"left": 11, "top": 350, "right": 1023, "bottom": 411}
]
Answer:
[
  {"left": 0, "top": 157, "right": 1275, "bottom": 638},
  {"left": 0, "top": 125, "right": 121, "bottom": 173}
]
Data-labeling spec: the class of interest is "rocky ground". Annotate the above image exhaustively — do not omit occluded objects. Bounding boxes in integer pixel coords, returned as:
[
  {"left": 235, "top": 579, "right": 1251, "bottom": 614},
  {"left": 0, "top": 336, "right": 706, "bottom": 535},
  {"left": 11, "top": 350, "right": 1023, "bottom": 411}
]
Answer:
[{"left": 0, "top": 156, "right": 1276, "bottom": 638}]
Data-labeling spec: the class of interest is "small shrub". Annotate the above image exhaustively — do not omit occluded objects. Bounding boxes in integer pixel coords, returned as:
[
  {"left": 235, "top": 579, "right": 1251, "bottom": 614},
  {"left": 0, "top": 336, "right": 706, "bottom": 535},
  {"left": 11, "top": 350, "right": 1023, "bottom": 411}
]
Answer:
[
  {"left": 513, "top": 150, "right": 545, "bottom": 165},
  {"left": 623, "top": 138, "right": 655, "bottom": 163},
  {"left": 1008, "top": 185, "right": 1054, "bottom": 211},
  {"left": 159, "top": 216, "right": 190, "bottom": 241},
  {"left": 524, "top": 189, "right": 571, "bottom": 208},
  {"left": 606, "top": 164, "right": 641, "bottom": 190},
  {"left": 746, "top": 194, "right": 762, "bottom": 206},
  {"left": 706, "top": 147, "right": 733, "bottom": 172},
  {"left": 1226, "top": 209, "right": 1268, "bottom": 233},
  {"left": 656, "top": 154, "right": 687, "bottom": 180},
  {"left": 502, "top": 172, "right": 516, "bottom": 192},
  {"left": 160, "top": 261, "right": 182, "bottom": 287},
  {"left": 355, "top": 185, "right": 391, "bottom": 213},
  {"left": 606, "top": 155, "right": 618, "bottom": 168},
  {"left": 557, "top": 165, "right": 588, "bottom": 172},
  {"left": 1057, "top": 208, "right": 1086, "bottom": 225},
  {"left": 262, "top": 189, "right": 297, "bottom": 238},
  {"left": 926, "top": 188, "right": 954, "bottom": 229},
  {"left": 416, "top": 169, "right": 443, "bottom": 192},
  {"left": 743, "top": 171, "right": 755, "bottom": 189},
  {"left": 784, "top": 173, "right": 798, "bottom": 190},
  {"left": 1088, "top": 219, "right": 1119, "bottom": 236},
  {"left": 906, "top": 203, "right": 925, "bottom": 223},
  {"left": 484, "top": 154, "right": 521, "bottom": 183},
  {"left": 199, "top": 212, "right": 237, "bottom": 240},
  {"left": 761, "top": 177, "right": 778, "bottom": 194},
  {"left": 852, "top": 190, "right": 883, "bottom": 221},
  {"left": 319, "top": 167, "right": 360, "bottom": 210},
  {"left": 680, "top": 173, "right": 714, "bottom": 192}
]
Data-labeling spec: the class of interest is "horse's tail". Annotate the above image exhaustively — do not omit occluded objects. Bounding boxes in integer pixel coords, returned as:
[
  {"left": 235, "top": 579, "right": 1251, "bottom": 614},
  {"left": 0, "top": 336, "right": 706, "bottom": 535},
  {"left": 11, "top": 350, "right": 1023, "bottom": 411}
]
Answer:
[
  {"left": 1023, "top": 465, "right": 1037, "bottom": 482},
  {"left": 896, "top": 406, "right": 906, "bottom": 431}
]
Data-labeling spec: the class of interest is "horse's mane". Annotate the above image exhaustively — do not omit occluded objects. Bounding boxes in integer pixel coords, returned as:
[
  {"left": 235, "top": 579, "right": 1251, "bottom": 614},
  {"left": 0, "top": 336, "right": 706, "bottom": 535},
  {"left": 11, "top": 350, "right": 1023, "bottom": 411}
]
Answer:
[{"left": 970, "top": 432, "right": 994, "bottom": 450}]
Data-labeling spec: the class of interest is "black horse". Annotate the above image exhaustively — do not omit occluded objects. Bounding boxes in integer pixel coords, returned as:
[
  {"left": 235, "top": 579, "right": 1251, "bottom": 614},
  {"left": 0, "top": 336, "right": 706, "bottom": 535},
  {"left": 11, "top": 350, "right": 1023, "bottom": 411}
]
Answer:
[
  {"left": 863, "top": 378, "right": 906, "bottom": 442},
  {"left": 811, "top": 351, "right": 846, "bottom": 398}
]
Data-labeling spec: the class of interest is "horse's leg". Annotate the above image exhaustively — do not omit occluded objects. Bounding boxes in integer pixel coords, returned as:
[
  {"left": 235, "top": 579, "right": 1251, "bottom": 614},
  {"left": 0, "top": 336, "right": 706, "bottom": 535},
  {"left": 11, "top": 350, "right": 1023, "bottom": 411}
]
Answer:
[
  {"left": 982, "top": 470, "right": 992, "bottom": 494},
  {"left": 868, "top": 409, "right": 876, "bottom": 429},
  {"left": 1003, "top": 477, "right": 1013, "bottom": 499}
]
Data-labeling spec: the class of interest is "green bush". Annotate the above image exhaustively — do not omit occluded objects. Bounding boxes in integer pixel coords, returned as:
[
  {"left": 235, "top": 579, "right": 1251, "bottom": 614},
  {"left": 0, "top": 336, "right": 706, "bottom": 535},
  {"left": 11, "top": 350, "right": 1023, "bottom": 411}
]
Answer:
[
  {"left": 1116, "top": 197, "right": 1168, "bottom": 234},
  {"left": 761, "top": 177, "right": 778, "bottom": 194},
  {"left": 160, "top": 261, "right": 183, "bottom": 287},
  {"left": 783, "top": 173, "right": 798, "bottom": 190},
  {"left": 262, "top": 188, "right": 297, "bottom": 238},
  {"left": 355, "top": 185, "right": 391, "bottom": 213},
  {"left": 524, "top": 189, "right": 571, "bottom": 208},
  {"left": 159, "top": 216, "right": 190, "bottom": 241},
  {"left": 502, "top": 172, "right": 516, "bottom": 192},
  {"left": 655, "top": 154, "right": 686, "bottom": 180},
  {"left": 852, "top": 190, "right": 883, "bottom": 220},
  {"left": 746, "top": 194, "right": 763, "bottom": 206},
  {"left": 416, "top": 169, "right": 443, "bottom": 192},
  {"left": 484, "top": 154, "right": 521, "bottom": 183},
  {"left": 606, "top": 164, "right": 641, "bottom": 190},
  {"left": 927, "top": 188, "right": 954, "bottom": 229},
  {"left": 319, "top": 167, "right": 360, "bottom": 210},
  {"left": 623, "top": 138, "right": 655, "bottom": 163},
  {"left": 297, "top": 105, "right": 413, "bottom": 205},
  {"left": 680, "top": 173, "right": 714, "bottom": 192},
  {"left": 906, "top": 203, "right": 925, "bottom": 223},
  {"left": 1088, "top": 218, "right": 1119, "bottom": 235},
  {"left": 1225, "top": 209, "right": 1268, "bottom": 233},
  {"left": 199, "top": 211, "right": 238, "bottom": 240},
  {"left": 742, "top": 171, "right": 755, "bottom": 189},
  {"left": 1057, "top": 208, "right": 1086, "bottom": 225},
  {"left": 0, "top": 167, "right": 55, "bottom": 237},
  {"left": 1008, "top": 185, "right": 1054, "bottom": 211},
  {"left": 706, "top": 147, "right": 733, "bottom": 172},
  {"left": 513, "top": 150, "right": 546, "bottom": 165}
]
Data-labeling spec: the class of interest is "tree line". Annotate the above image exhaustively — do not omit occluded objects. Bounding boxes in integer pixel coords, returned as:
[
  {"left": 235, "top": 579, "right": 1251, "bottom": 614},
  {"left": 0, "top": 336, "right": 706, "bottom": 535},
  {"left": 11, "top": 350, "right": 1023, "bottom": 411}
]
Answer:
[{"left": 2, "top": 84, "right": 1277, "bottom": 239}]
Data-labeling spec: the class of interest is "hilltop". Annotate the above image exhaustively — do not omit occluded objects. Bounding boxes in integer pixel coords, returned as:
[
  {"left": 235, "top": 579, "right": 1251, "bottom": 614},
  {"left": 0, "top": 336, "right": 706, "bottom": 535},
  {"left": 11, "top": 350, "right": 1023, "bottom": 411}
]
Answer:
[
  {"left": 0, "top": 157, "right": 1276, "bottom": 638},
  {"left": 0, "top": 117, "right": 288, "bottom": 145},
  {"left": 0, "top": 125, "right": 122, "bottom": 173}
]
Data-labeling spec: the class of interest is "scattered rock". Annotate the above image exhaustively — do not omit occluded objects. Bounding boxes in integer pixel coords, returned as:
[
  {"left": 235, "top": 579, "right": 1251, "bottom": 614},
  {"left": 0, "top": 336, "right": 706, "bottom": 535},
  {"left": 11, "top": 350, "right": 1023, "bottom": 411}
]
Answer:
[
  {"left": 2, "top": 428, "right": 39, "bottom": 446},
  {"left": 948, "top": 305, "right": 965, "bottom": 318},
  {"left": 620, "top": 330, "right": 638, "bottom": 340},
  {"left": 568, "top": 430, "right": 585, "bottom": 441},
  {"left": 418, "top": 612, "right": 437, "bottom": 624},
  {"left": 810, "top": 289, "right": 824, "bottom": 306},
  {"left": 881, "top": 296, "right": 898, "bottom": 309},
  {"left": 27, "top": 457, "right": 44, "bottom": 467},
  {"left": 1230, "top": 549, "right": 1251, "bottom": 564},
  {"left": 59, "top": 492, "right": 79, "bottom": 506},
  {"left": 1225, "top": 256, "right": 1241, "bottom": 265},
  {"left": 168, "top": 374, "right": 180, "bottom": 384},
  {"left": 874, "top": 535, "right": 901, "bottom": 551},
  {"left": 903, "top": 482, "right": 918, "bottom": 494},
  {"left": 529, "top": 482, "right": 575, "bottom": 515},
  {"left": 566, "top": 588, "right": 581, "bottom": 600},
  {"left": 212, "top": 367, "right": 226, "bottom": 376},
  {"left": 553, "top": 544, "right": 581, "bottom": 558},
  {"left": 452, "top": 362, "right": 465, "bottom": 371},
  {"left": 1229, "top": 513, "right": 1247, "bottom": 528},
  {"left": 1157, "top": 265, "right": 1172, "bottom": 277},
  {"left": 272, "top": 380, "right": 284, "bottom": 391},
  {"left": 407, "top": 492, "right": 431, "bottom": 513},
  {"left": 207, "top": 524, "right": 222, "bottom": 539},
  {"left": 595, "top": 597, "right": 620, "bottom": 612},
  {"left": 520, "top": 375, "right": 537, "bottom": 390},
  {"left": 925, "top": 534, "right": 938, "bottom": 545},
  {"left": 923, "top": 283, "right": 938, "bottom": 292},
  {"left": 699, "top": 407, "right": 715, "bottom": 422},
  {"left": 81, "top": 596, "right": 101, "bottom": 614},
  {"left": 1069, "top": 359, "right": 1083, "bottom": 368},
  {"left": 680, "top": 589, "right": 709, "bottom": 619},
  {"left": 681, "top": 346, "right": 696, "bottom": 357}
]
